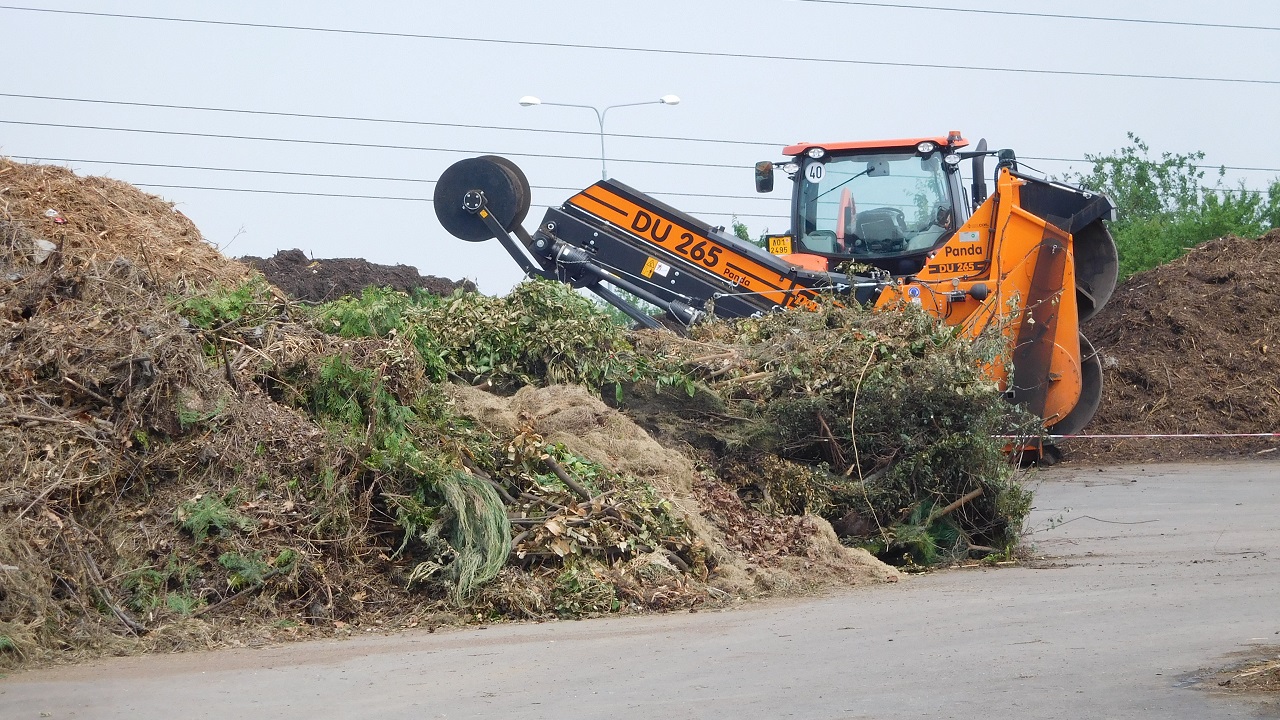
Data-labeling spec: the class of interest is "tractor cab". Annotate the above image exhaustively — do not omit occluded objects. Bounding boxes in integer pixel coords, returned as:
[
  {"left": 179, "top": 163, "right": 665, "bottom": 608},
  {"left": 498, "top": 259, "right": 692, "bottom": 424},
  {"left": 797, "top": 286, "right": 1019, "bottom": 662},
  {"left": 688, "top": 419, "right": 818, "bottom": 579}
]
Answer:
[{"left": 757, "top": 132, "right": 970, "bottom": 276}]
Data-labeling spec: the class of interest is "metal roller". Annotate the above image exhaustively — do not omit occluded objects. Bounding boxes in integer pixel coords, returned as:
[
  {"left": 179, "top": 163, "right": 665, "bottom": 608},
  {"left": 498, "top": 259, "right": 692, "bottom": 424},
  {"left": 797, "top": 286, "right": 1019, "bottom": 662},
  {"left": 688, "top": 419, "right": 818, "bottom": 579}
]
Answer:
[
  {"left": 1073, "top": 221, "right": 1119, "bottom": 322},
  {"left": 478, "top": 155, "right": 532, "bottom": 227},
  {"left": 1047, "top": 333, "right": 1104, "bottom": 436},
  {"left": 433, "top": 156, "right": 531, "bottom": 242}
]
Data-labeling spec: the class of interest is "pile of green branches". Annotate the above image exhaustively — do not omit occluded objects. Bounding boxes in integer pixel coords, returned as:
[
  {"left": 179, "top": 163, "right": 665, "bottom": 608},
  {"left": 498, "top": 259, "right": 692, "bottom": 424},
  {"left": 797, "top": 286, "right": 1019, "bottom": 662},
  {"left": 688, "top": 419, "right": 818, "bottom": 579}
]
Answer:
[
  {"left": 310, "top": 280, "right": 1035, "bottom": 567},
  {"left": 316, "top": 280, "right": 645, "bottom": 391},
  {"left": 289, "top": 282, "right": 699, "bottom": 607},
  {"left": 635, "top": 298, "right": 1037, "bottom": 564}
]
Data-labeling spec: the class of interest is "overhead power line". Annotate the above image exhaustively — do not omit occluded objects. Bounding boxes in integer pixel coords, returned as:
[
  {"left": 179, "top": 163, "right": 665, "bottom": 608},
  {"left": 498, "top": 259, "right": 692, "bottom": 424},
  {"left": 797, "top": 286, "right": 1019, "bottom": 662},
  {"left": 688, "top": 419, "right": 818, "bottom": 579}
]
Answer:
[
  {"left": 9, "top": 117, "right": 1279, "bottom": 181},
  {"left": 9, "top": 118, "right": 1279, "bottom": 177},
  {"left": 0, "top": 119, "right": 748, "bottom": 170},
  {"left": 8, "top": 156, "right": 1266, "bottom": 211},
  {"left": 0, "top": 92, "right": 781, "bottom": 148},
  {"left": 16, "top": 155, "right": 789, "bottom": 204},
  {"left": 115, "top": 180, "right": 1280, "bottom": 212},
  {"left": 127, "top": 183, "right": 783, "bottom": 218},
  {"left": 794, "top": 1, "right": 1280, "bottom": 32},
  {"left": 0, "top": 5, "right": 1275, "bottom": 85},
  {"left": 1022, "top": 155, "right": 1280, "bottom": 174},
  {"left": 10, "top": 93, "right": 1280, "bottom": 173},
  {"left": 135, "top": 183, "right": 426, "bottom": 203}
]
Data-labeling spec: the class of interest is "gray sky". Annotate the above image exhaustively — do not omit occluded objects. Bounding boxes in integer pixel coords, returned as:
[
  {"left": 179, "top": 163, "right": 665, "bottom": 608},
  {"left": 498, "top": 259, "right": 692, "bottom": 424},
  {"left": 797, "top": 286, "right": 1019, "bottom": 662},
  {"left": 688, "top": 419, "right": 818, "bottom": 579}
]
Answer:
[{"left": 3, "top": 1, "right": 1277, "bottom": 294}]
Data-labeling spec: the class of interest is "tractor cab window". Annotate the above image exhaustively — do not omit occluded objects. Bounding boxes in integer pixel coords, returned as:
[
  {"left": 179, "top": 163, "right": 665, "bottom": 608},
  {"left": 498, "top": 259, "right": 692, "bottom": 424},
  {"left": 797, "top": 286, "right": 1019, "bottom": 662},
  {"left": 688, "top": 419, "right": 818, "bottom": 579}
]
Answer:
[{"left": 796, "top": 151, "right": 954, "bottom": 259}]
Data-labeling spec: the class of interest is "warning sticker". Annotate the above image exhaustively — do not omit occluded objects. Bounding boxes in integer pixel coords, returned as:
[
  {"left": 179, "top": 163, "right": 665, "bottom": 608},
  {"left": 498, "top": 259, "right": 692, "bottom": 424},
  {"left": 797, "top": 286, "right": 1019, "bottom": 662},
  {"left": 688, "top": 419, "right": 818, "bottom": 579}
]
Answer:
[
  {"left": 959, "top": 231, "right": 981, "bottom": 242},
  {"left": 642, "top": 257, "right": 671, "bottom": 279}
]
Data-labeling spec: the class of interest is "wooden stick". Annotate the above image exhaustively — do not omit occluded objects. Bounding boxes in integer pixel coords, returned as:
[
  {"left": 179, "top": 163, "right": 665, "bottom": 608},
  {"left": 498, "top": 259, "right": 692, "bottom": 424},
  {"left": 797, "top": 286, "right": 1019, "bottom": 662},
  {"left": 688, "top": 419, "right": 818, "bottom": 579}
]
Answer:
[
  {"left": 80, "top": 550, "right": 147, "bottom": 636},
  {"left": 662, "top": 551, "right": 691, "bottom": 573},
  {"left": 724, "top": 371, "right": 771, "bottom": 384},
  {"left": 690, "top": 350, "right": 736, "bottom": 364},
  {"left": 1232, "top": 660, "right": 1280, "bottom": 680},
  {"left": 485, "top": 478, "right": 517, "bottom": 505},
  {"left": 542, "top": 455, "right": 594, "bottom": 503},
  {"left": 816, "top": 413, "right": 846, "bottom": 470},
  {"left": 927, "top": 488, "right": 984, "bottom": 525},
  {"left": 61, "top": 376, "right": 112, "bottom": 406},
  {"left": 192, "top": 568, "right": 283, "bottom": 618},
  {"left": 219, "top": 339, "right": 240, "bottom": 394},
  {"left": 11, "top": 413, "right": 86, "bottom": 427},
  {"left": 461, "top": 461, "right": 518, "bottom": 505}
]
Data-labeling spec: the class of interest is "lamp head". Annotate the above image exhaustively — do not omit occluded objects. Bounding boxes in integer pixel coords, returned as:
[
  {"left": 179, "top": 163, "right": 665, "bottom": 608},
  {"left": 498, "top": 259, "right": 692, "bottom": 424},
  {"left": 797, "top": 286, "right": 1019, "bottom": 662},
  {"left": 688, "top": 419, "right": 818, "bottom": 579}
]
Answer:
[
  {"left": 518, "top": 96, "right": 542, "bottom": 107},
  {"left": 660, "top": 94, "right": 681, "bottom": 106}
]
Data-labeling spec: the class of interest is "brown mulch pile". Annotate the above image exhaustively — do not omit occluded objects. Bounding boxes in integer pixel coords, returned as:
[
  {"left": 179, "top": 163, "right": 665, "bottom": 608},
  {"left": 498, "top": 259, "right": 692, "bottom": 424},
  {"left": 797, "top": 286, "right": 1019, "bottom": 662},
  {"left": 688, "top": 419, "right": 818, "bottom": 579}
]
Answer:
[
  {"left": 1, "top": 158, "right": 897, "bottom": 670},
  {"left": 241, "top": 249, "right": 474, "bottom": 303},
  {"left": 0, "top": 158, "right": 377, "bottom": 664},
  {"left": 1069, "top": 229, "right": 1280, "bottom": 463}
]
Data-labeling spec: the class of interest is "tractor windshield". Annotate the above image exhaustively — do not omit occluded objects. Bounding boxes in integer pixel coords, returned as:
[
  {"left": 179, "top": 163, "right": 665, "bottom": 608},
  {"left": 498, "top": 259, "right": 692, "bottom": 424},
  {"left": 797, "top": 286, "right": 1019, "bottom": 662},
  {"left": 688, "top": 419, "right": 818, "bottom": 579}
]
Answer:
[{"left": 795, "top": 151, "right": 954, "bottom": 259}]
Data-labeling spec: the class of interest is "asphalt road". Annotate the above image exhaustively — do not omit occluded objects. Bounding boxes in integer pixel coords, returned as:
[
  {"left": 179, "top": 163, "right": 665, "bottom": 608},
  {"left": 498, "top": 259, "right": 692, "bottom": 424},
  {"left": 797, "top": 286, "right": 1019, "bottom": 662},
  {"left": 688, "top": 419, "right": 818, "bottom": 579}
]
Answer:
[{"left": 3, "top": 461, "right": 1278, "bottom": 719}]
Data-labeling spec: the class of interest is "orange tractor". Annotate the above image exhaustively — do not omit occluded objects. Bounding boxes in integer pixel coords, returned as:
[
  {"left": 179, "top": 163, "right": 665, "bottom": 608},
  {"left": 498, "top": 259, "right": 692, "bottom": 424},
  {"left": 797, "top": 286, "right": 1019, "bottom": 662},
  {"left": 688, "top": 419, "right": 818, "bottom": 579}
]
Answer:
[{"left": 434, "top": 133, "right": 1118, "bottom": 442}]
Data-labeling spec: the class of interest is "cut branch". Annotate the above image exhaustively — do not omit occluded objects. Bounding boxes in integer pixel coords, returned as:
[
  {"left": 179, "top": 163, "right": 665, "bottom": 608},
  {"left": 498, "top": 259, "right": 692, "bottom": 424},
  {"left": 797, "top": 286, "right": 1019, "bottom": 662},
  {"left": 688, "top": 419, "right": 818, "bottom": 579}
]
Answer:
[
  {"left": 927, "top": 488, "right": 984, "bottom": 525},
  {"left": 542, "top": 455, "right": 594, "bottom": 503}
]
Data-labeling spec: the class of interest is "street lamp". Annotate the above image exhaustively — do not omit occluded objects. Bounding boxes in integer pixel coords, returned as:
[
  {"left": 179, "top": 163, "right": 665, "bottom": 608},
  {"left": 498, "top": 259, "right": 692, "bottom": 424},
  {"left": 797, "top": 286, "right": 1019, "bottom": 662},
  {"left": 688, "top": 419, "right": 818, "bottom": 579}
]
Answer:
[{"left": 519, "top": 94, "right": 680, "bottom": 180}]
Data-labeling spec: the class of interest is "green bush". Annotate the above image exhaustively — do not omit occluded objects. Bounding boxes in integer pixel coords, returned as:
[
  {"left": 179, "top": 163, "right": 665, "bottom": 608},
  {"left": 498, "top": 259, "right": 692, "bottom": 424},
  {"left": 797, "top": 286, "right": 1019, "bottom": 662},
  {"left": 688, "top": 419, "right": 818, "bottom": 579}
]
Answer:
[{"left": 1073, "top": 134, "right": 1280, "bottom": 278}]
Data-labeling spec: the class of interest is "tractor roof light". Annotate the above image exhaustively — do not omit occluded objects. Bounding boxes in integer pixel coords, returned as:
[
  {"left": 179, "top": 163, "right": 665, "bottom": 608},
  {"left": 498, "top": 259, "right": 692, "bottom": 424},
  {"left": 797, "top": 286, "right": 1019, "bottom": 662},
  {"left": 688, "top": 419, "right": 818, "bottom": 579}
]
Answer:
[
  {"left": 944, "top": 153, "right": 961, "bottom": 166},
  {"left": 948, "top": 130, "right": 963, "bottom": 143},
  {"left": 806, "top": 147, "right": 826, "bottom": 159},
  {"left": 916, "top": 141, "right": 936, "bottom": 154},
  {"left": 782, "top": 162, "right": 800, "bottom": 174}
]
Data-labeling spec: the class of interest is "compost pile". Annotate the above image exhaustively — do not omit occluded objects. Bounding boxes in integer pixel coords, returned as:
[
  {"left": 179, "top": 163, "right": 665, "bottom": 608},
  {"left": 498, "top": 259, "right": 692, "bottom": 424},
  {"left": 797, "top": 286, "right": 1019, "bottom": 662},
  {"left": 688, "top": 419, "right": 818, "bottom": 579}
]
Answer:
[
  {"left": 241, "top": 248, "right": 474, "bottom": 303},
  {"left": 0, "top": 158, "right": 1028, "bottom": 670},
  {"left": 1074, "top": 229, "right": 1280, "bottom": 462}
]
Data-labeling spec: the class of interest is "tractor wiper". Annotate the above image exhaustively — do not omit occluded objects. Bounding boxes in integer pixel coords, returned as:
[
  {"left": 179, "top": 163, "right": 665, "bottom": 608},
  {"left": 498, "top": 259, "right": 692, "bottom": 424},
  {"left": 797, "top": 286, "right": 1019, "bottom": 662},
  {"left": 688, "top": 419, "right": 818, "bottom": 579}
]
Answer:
[{"left": 813, "top": 167, "right": 871, "bottom": 202}]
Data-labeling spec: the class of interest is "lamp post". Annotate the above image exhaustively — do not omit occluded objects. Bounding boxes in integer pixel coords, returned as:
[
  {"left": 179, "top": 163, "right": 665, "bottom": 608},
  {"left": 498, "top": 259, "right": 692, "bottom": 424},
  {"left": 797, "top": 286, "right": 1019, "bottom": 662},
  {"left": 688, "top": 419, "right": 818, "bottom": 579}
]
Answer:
[{"left": 519, "top": 95, "right": 680, "bottom": 181}]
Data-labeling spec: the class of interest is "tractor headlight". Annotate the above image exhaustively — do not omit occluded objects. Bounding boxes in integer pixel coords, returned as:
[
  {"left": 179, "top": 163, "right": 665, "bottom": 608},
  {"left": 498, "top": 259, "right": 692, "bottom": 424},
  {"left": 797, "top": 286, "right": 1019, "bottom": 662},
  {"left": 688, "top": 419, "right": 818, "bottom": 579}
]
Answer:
[
  {"left": 944, "top": 153, "right": 961, "bottom": 166},
  {"left": 806, "top": 147, "right": 826, "bottom": 159},
  {"left": 917, "top": 141, "right": 936, "bottom": 154},
  {"left": 782, "top": 162, "right": 800, "bottom": 174}
]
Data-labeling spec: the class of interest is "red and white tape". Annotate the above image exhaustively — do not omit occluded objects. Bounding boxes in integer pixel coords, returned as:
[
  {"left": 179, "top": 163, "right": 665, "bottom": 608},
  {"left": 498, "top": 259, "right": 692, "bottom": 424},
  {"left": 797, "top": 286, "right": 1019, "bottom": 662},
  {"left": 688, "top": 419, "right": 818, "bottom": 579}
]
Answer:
[{"left": 1016, "top": 433, "right": 1280, "bottom": 440}]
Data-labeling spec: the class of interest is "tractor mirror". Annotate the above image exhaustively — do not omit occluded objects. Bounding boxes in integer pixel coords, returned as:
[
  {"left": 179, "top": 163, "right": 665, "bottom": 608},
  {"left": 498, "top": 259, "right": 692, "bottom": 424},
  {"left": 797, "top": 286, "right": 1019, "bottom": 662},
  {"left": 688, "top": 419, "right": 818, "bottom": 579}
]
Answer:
[
  {"left": 971, "top": 138, "right": 988, "bottom": 210},
  {"left": 866, "top": 160, "right": 890, "bottom": 177},
  {"left": 754, "top": 161, "right": 775, "bottom": 193}
]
